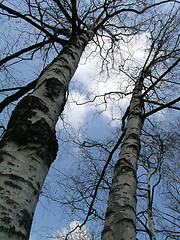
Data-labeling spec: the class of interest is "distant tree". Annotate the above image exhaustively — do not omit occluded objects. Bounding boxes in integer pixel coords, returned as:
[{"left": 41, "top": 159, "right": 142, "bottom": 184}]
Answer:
[{"left": 136, "top": 122, "right": 180, "bottom": 240}]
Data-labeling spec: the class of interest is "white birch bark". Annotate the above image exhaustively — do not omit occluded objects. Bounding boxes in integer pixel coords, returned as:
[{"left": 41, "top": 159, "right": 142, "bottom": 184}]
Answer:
[
  {"left": 102, "top": 78, "right": 144, "bottom": 240},
  {"left": 147, "top": 168, "right": 156, "bottom": 240},
  {"left": 0, "top": 31, "right": 94, "bottom": 240}
]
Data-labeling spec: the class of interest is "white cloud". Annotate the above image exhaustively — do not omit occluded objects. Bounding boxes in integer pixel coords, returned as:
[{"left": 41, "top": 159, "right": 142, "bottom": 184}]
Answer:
[
  {"left": 74, "top": 59, "right": 131, "bottom": 126},
  {"left": 52, "top": 220, "right": 93, "bottom": 240},
  {"left": 62, "top": 91, "right": 91, "bottom": 129},
  {"left": 57, "top": 32, "right": 151, "bottom": 129}
]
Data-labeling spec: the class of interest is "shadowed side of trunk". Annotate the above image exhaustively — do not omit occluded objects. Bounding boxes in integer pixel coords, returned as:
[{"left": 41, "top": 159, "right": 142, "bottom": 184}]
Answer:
[{"left": 0, "top": 31, "right": 94, "bottom": 240}]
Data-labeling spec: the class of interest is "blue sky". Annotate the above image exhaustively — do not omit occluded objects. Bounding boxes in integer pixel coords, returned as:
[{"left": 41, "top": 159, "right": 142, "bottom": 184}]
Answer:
[
  {"left": 0, "top": 2, "right": 179, "bottom": 238},
  {"left": 28, "top": 32, "right": 154, "bottom": 240}
]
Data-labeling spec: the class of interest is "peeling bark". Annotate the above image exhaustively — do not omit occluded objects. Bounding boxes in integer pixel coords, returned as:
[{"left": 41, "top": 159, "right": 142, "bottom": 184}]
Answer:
[
  {"left": 0, "top": 31, "right": 94, "bottom": 240},
  {"left": 102, "top": 78, "right": 144, "bottom": 240}
]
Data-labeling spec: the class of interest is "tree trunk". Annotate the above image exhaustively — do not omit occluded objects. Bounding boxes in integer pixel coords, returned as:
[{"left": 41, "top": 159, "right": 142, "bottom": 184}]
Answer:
[
  {"left": 147, "top": 168, "right": 156, "bottom": 240},
  {"left": 0, "top": 31, "right": 93, "bottom": 240},
  {"left": 102, "top": 77, "right": 144, "bottom": 240}
]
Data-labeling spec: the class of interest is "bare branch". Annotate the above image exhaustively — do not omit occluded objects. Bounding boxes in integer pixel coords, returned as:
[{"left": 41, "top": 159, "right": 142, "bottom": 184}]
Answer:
[
  {"left": 0, "top": 79, "right": 37, "bottom": 113},
  {"left": 142, "top": 57, "right": 180, "bottom": 97},
  {"left": 82, "top": 130, "right": 126, "bottom": 225},
  {"left": 52, "top": 0, "right": 72, "bottom": 24},
  {"left": 0, "top": 39, "right": 55, "bottom": 67},
  {"left": 71, "top": 0, "right": 78, "bottom": 35},
  {"left": 0, "top": 3, "right": 66, "bottom": 44},
  {"left": 144, "top": 96, "right": 180, "bottom": 118},
  {"left": 144, "top": 99, "right": 180, "bottom": 111},
  {"left": 95, "top": 1, "right": 180, "bottom": 31}
]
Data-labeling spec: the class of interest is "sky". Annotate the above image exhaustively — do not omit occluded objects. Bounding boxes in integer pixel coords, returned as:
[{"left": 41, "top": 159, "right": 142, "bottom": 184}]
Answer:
[
  {"left": 29, "top": 32, "right": 153, "bottom": 240},
  {"left": 0, "top": 2, "right": 179, "bottom": 239}
]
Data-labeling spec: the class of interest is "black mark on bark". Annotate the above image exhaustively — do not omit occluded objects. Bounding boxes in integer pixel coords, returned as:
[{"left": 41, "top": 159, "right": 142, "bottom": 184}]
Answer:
[
  {"left": 4, "top": 181, "right": 22, "bottom": 190},
  {"left": 44, "top": 77, "right": 66, "bottom": 103},
  {"left": 19, "top": 209, "right": 32, "bottom": 236}
]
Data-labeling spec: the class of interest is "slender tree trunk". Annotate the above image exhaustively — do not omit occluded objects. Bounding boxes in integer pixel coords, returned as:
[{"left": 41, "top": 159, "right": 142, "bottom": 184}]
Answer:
[
  {"left": 0, "top": 31, "right": 93, "bottom": 240},
  {"left": 147, "top": 167, "right": 156, "bottom": 240},
  {"left": 102, "top": 77, "right": 144, "bottom": 240}
]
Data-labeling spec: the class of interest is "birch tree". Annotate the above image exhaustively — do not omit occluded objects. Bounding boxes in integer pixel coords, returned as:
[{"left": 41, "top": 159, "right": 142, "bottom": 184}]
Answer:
[
  {"left": 1, "top": 1, "right": 177, "bottom": 239},
  {"left": 137, "top": 124, "right": 180, "bottom": 240},
  {"left": 40, "top": 3, "right": 180, "bottom": 239},
  {"left": 101, "top": 4, "right": 180, "bottom": 239}
]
